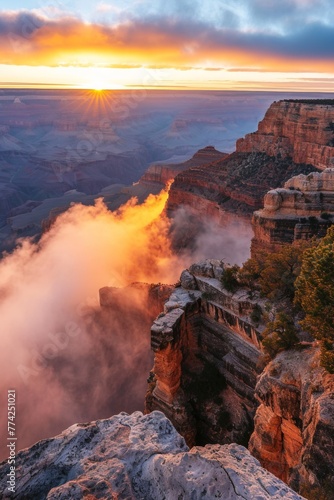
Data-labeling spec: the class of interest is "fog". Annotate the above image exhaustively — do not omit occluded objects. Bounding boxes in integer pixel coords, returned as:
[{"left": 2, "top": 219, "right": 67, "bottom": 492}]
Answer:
[{"left": 0, "top": 187, "right": 252, "bottom": 460}]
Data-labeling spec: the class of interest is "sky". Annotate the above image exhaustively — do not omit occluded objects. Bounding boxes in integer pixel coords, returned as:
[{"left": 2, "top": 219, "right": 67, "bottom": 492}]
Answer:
[{"left": 0, "top": 0, "right": 333, "bottom": 90}]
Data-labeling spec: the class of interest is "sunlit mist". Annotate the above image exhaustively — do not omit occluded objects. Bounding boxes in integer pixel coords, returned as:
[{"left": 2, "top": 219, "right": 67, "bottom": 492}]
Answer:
[
  {"left": 0, "top": 185, "right": 252, "bottom": 459},
  {"left": 0, "top": 189, "right": 174, "bottom": 456}
]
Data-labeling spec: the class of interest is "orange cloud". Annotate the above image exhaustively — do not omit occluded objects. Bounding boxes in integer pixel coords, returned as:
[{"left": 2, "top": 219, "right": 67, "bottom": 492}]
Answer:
[{"left": 0, "top": 11, "right": 333, "bottom": 73}]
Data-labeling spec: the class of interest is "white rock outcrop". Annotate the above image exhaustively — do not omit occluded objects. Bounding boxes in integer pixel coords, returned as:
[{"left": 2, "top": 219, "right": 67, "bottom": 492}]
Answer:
[{"left": 0, "top": 411, "right": 304, "bottom": 499}]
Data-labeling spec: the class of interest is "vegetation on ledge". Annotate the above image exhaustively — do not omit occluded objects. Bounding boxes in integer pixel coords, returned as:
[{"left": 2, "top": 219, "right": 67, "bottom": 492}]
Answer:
[
  {"left": 221, "top": 230, "right": 334, "bottom": 373},
  {"left": 295, "top": 226, "right": 334, "bottom": 373}
]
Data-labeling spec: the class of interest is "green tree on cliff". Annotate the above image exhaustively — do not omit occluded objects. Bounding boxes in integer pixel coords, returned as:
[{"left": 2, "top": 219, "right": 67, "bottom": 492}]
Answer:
[
  {"left": 238, "top": 245, "right": 308, "bottom": 301},
  {"left": 262, "top": 312, "right": 299, "bottom": 359},
  {"left": 258, "top": 245, "right": 307, "bottom": 300},
  {"left": 221, "top": 264, "right": 240, "bottom": 292},
  {"left": 295, "top": 226, "right": 334, "bottom": 373}
]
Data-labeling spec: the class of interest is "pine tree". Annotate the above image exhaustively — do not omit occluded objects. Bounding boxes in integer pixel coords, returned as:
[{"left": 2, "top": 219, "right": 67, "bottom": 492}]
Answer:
[{"left": 295, "top": 226, "right": 334, "bottom": 373}]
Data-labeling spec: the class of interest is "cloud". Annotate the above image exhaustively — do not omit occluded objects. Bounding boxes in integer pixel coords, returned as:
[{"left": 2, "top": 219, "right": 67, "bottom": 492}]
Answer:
[
  {"left": 0, "top": 11, "right": 46, "bottom": 36},
  {"left": 245, "top": 0, "right": 332, "bottom": 30},
  {"left": 0, "top": 10, "right": 333, "bottom": 72}
]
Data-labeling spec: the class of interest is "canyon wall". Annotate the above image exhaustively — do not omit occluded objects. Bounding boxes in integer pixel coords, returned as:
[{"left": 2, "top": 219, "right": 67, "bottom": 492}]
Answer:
[
  {"left": 166, "top": 152, "right": 315, "bottom": 218},
  {"left": 145, "top": 260, "right": 266, "bottom": 448},
  {"left": 145, "top": 260, "right": 334, "bottom": 496},
  {"left": 251, "top": 169, "right": 334, "bottom": 255},
  {"left": 167, "top": 100, "right": 334, "bottom": 221},
  {"left": 122, "top": 100, "right": 334, "bottom": 496},
  {"left": 237, "top": 100, "right": 334, "bottom": 170},
  {"left": 249, "top": 348, "right": 334, "bottom": 497}
]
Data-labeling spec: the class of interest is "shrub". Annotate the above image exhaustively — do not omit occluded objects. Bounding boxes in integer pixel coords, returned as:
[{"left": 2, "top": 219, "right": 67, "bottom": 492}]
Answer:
[
  {"left": 262, "top": 313, "right": 299, "bottom": 359},
  {"left": 221, "top": 265, "right": 240, "bottom": 293},
  {"left": 250, "top": 304, "right": 262, "bottom": 325}
]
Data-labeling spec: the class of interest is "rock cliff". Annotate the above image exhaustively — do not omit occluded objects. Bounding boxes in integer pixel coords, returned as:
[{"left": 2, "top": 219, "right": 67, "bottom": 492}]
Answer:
[
  {"left": 251, "top": 169, "right": 334, "bottom": 255},
  {"left": 237, "top": 100, "right": 334, "bottom": 170},
  {"left": 167, "top": 100, "right": 334, "bottom": 220},
  {"left": 0, "top": 411, "right": 304, "bottom": 499},
  {"left": 145, "top": 260, "right": 266, "bottom": 448},
  {"left": 146, "top": 261, "right": 334, "bottom": 498},
  {"left": 167, "top": 152, "right": 316, "bottom": 218},
  {"left": 249, "top": 348, "right": 334, "bottom": 497}
]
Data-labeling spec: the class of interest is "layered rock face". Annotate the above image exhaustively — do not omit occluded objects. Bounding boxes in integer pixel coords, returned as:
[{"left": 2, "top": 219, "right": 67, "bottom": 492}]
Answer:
[
  {"left": 167, "top": 152, "right": 316, "bottom": 218},
  {"left": 237, "top": 100, "right": 334, "bottom": 170},
  {"left": 249, "top": 349, "right": 334, "bottom": 496},
  {"left": 251, "top": 169, "right": 334, "bottom": 255},
  {"left": 0, "top": 411, "right": 304, "bottom": 500},
  {"left": 140, "top": 145, "right": 227, "bottom": 185},
  {"left": 145, "top": 261, "right": 334, "bottom": 497},
  {"left": 167, "top": 100, "right": 334, "bottom": 221},
  {"left": 146, "top": 260, "right": 266, "bottom": 448}
]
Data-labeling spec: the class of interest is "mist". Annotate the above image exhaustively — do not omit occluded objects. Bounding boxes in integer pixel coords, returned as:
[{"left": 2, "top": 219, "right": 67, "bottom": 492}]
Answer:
[
  {"left": 0, "top": 188, "right": 252, "bottom": 459},
  {"left": 170, "top": 205, "right": 252, "bottom": 266}
]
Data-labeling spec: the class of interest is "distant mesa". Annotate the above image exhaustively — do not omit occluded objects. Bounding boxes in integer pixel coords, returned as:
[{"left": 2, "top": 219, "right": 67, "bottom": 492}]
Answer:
[
  {"left": 13, "top": 97, "right": 25, "bottom": 106},
  {"left": 140, "top": 145, "right": 228, "bottom": 186}
]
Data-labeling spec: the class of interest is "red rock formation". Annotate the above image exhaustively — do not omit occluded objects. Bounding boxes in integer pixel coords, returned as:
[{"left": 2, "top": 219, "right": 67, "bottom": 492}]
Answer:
[
  {"left": 249, "top": 348, "right": 334, "bottom": 495},
  {"left": 237, "top": 100, "right": 334, "bottom": 170},
  {"left": 145, "top": 261, "right": 266, "bottom": 448},
  {"left": 144, "top": 259, "right": 334, "bottom": 497},
  {"left": 251, "top": 169, "right": 334, "bottom": 256},
  {"left": 167, "top": 152, "right": 317, "bottom": 219},
  {"left": 167, "top": 100, "right": 334, "bottom": 221},
  {"left": 140, "top": 146, "right": 227, "bottom": 185}
]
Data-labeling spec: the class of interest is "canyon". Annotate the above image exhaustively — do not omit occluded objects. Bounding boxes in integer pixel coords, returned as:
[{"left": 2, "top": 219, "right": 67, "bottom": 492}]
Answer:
[
  {"left": 1, "top": 89, "right": 268, "bottom": 253},
  {"left": 1, "top": 97, "right": 334, "bottom": 499}
]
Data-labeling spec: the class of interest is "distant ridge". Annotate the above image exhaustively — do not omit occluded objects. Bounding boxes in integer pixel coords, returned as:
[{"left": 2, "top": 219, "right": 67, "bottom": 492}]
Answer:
[{"left": 140, "top": 145, "right": 228, "bottom": 185}]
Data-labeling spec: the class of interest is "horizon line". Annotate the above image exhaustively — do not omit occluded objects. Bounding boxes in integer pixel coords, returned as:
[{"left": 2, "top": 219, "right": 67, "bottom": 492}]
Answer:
[{"left": 1, "top": 83, "right": 334, "bottom": 94}]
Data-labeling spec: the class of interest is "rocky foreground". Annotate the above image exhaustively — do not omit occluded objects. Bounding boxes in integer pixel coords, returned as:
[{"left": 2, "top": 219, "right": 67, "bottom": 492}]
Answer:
[{"left": 0, "top": 411, "right": 304, "bottom": 499}]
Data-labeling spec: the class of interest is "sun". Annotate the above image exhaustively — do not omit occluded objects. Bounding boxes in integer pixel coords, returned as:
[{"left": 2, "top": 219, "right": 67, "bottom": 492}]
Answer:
[
  {"left": 94, "top": 84, "right": 105, "bottom": 91},
  {"left": 92, "top": 83, "right": 105, "bottom": 91},
  {"left": 85, "top": 79, "right": 108, "bottom": 91},
  {"left": 81, "top": 75, "right": 125, "bottom": 91}
]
